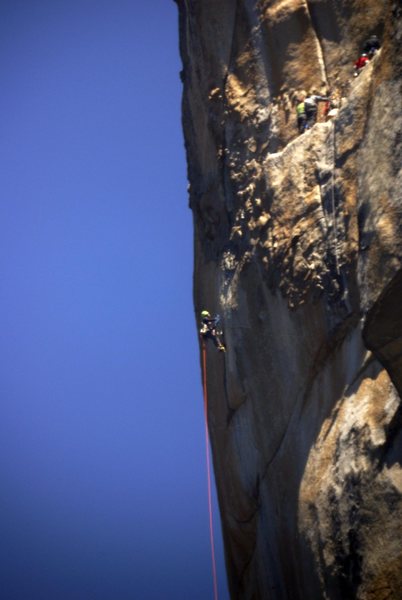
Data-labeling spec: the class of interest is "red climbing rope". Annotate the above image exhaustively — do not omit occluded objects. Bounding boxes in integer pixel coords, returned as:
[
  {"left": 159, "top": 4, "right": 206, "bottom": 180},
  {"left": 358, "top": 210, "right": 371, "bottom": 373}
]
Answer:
[{"left": 202, "top": 341, "right": 219, "bottom": 600}]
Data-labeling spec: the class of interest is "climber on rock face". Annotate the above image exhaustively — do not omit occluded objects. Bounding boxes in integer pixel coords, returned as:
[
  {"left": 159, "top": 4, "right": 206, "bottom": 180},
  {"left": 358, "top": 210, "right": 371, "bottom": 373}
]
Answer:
[
  {"left": 363, "top": 34, "right": 381, "bottom": 57},
  {"left": 296, "top": 98, "right": 307, "bottom": 134},
  {"left": 354, "top": 53, "right": 369, "bottom": 77},
  {"left": 200, "top": 310, "right": 226, "bottom": 352},
  {"left": 304, "top": 92, "right": 330, "bottom": 128}
]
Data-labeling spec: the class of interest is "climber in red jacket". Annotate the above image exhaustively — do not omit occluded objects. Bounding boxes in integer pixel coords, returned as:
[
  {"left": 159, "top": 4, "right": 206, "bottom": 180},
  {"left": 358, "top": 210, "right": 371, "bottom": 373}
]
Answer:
[
  {"left": 354, "top": 54, "right": 369, "bottom": 77},
  {"left": 200, "top": 310, "right": 226, "bottom": 352}
]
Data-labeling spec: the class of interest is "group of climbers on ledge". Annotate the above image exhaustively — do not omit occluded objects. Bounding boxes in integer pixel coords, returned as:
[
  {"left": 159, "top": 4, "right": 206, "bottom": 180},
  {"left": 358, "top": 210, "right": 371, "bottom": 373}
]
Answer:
[
  {"left": 296, "top": 92, "right": 331, "bottom": 134},
  {"left": 295, "top": 34, "right": 381, "bottom": 134}
]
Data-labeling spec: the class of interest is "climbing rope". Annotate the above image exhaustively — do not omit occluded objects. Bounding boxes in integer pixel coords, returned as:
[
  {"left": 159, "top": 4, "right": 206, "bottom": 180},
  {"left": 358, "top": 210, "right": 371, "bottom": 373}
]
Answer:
[
  {"left": 201, "top": 341, "right": 219, "bottom": 600},
  {"left": 331, "top": 122, "right": 340, "bottom": 275}
]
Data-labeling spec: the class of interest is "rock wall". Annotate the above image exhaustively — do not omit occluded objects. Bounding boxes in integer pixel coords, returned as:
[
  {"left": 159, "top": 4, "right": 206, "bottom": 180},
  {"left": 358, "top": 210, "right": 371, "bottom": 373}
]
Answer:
[{"left": 176, "top": 1, "right": 402, "bottom": 598}]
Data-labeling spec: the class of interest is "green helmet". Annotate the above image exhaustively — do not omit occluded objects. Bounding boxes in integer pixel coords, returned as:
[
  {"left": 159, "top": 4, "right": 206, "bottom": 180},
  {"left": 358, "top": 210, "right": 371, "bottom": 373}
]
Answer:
[{"left": 201, "top": 310, "right": 210, "bottom": 318}]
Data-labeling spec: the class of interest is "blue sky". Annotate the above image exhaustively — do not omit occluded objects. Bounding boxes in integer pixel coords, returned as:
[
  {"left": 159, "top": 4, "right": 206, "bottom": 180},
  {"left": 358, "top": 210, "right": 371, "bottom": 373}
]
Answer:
[{"left": 0, "top": 1, "right": 228, "bottom": 598}]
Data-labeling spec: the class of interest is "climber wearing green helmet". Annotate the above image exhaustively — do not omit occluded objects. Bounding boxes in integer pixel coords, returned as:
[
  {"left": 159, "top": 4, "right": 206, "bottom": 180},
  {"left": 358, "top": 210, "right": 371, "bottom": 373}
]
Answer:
[{"left": 199, "top": 310, "right": 226, "bottom": 352}]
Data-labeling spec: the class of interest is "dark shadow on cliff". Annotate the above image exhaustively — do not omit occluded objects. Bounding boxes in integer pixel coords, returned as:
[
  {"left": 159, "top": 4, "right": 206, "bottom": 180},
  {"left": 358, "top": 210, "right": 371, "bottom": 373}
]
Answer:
[
  {"left": 363, "top": 268, "right": 402, "bottom": 397},
  {"left": 305, "top": 0, "right": 343, "bottom": 44},
  {"left": 232, "top": 259, "right": 366, "bottom": 599},
  {"left": 363, "top": 268, "right": 402, "bottom": 469}
]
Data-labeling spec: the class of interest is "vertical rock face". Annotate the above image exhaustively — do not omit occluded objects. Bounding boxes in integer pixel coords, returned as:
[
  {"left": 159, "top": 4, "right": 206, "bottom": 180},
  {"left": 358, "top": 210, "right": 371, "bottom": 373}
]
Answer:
[{"left": 177, "top": 1, "right": 402, "bottom": 598}]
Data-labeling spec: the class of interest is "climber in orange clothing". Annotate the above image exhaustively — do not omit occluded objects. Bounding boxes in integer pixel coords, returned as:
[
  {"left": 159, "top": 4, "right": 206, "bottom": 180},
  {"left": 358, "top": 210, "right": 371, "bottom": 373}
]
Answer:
[{"left": 200, "top": 310, "right": 226, "bottom": 352}]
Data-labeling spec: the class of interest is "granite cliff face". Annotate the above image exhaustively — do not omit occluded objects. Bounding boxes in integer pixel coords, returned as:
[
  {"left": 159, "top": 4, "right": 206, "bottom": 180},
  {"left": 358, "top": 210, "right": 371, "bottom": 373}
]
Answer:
[{"left": 176, "top": 1, "right": 402, "bottom": 598}]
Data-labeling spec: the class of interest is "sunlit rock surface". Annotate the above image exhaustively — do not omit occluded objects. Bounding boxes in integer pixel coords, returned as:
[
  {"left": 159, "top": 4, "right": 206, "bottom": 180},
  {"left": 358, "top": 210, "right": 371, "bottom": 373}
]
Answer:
[{"left": 176, "top": 1, "right": 402, "bottom": 598}]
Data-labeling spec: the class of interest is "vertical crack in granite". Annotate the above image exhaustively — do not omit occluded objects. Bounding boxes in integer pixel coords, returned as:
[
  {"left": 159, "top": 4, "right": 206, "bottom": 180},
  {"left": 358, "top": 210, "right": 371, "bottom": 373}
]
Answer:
[
  {"left": 304, "top": 0, "right": 330, "bottom": 87},
  {"left": 177, "top": 0, "right": 402, "bottom": 597}
]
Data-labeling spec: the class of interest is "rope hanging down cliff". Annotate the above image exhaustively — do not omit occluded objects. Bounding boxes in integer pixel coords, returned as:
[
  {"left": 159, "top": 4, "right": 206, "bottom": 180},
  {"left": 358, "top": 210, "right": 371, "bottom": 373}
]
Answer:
[
  {"left": 201, "top": 340, "right": 219, "bottom": 600},
  {"left": 331, "top": 123, "right": 340, "bottom": 276}
]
